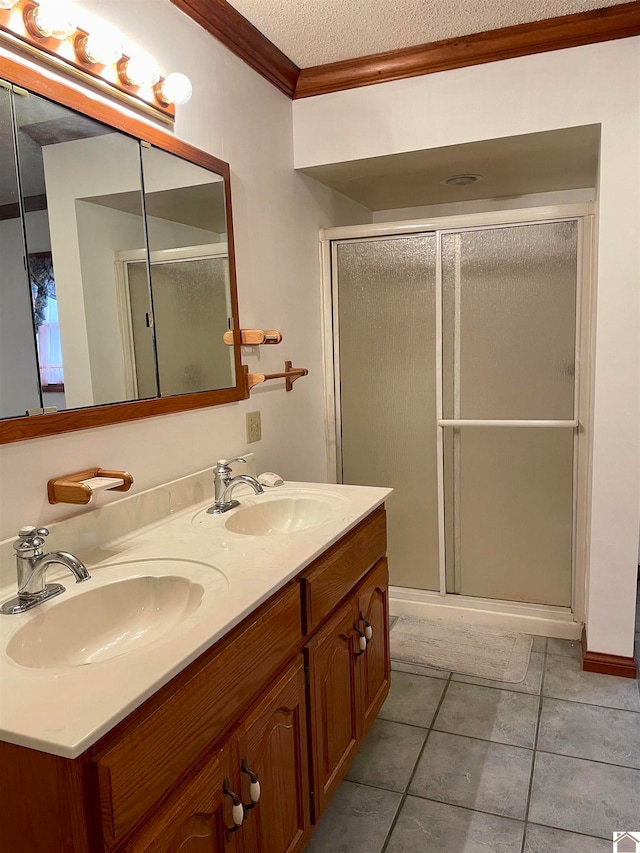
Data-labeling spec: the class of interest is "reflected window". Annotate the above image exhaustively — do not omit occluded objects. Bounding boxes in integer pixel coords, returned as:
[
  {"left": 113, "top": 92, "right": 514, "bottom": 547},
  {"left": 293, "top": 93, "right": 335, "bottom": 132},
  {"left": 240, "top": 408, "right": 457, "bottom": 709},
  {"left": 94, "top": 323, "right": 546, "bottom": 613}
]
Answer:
[{"left": 29, "top": 251, "right": 64, "bottom": 389}]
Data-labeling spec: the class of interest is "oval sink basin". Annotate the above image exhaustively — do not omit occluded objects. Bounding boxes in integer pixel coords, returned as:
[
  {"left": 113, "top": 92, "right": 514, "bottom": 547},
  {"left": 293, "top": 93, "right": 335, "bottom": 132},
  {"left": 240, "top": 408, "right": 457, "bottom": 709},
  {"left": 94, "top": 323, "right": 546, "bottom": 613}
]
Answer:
[
  {"left": 6, "top": 575, "right": 204, "bottom": 669},
  {"left": 224, "top": 495, "right": 346, "bottom": 536}
]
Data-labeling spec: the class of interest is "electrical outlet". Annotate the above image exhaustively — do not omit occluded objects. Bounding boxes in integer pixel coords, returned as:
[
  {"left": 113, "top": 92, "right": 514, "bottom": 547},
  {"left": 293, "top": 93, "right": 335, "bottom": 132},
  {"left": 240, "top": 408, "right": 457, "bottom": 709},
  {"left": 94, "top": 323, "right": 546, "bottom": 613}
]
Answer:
[{"left": 246, "top": 411, "right": 262, "bottom": 444}]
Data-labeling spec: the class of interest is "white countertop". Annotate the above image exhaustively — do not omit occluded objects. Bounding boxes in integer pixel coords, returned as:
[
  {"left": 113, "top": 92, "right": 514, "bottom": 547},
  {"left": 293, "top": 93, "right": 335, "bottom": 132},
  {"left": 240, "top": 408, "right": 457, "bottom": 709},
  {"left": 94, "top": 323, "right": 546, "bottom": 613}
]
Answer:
[{"left": 0, "top": 482, "right": 391, "bottom": 758}]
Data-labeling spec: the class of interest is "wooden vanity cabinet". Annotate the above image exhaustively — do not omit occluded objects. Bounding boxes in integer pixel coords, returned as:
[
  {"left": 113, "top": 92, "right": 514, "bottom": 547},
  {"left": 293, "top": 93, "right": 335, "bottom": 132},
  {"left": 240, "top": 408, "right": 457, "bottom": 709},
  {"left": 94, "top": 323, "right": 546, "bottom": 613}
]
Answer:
[
  {"left": 305, "top": 595, "right": 362, "bottom": 817},
  {"left": 0, "top": 504, "right": 390, "bottom": 853},
  {"left": 120, "top": 745, "right": 235, "bottom": 853},
  {"left": 124, "top": 657, "right": 309, "bottom": 853},
  {"left": 357, "top": 558, "right": 391, "bottom": 731},
  {"left": 304, "top": 557, "right": 390, "bottom": 820},
  {"left": 231, "top": 658, "right": 309, "bottom": 853}
]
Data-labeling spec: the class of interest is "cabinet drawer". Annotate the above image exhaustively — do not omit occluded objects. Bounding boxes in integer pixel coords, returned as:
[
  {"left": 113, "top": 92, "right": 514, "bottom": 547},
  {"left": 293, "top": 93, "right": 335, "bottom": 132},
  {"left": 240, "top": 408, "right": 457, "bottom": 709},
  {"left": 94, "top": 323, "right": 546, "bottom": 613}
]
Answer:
[
  {"left": 300, "top": 506, "right": 386, "bottom": 635},
  {"left": 122, "top": 747, "right": 226, "bottom": 853},
  {"left": 91, "top": 583, "right": 301, "bottom": 849}
]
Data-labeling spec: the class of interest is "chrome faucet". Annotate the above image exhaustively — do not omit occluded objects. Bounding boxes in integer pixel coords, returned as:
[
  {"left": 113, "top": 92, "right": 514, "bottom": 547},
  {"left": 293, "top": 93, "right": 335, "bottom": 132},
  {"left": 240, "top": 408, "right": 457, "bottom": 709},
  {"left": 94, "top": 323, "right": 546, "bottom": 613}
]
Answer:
[
  {"left": 0, "top": 526, "right": 90, "bottom": 615},
  {"left": 207, "top": 458, "right": 264, "bottom": 515}
]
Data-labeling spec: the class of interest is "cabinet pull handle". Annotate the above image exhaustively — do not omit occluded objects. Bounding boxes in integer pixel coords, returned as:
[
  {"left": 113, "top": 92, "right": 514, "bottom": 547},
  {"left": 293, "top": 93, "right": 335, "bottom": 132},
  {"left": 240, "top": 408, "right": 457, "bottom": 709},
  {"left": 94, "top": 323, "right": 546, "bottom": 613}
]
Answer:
[
  {"left": 353, "top": 623, "right": 367, "bottom": 657},
  {"left": 241, "top": 759, "right": 261, "bottom": 810},
  {"left": 360, "top": 614, "right": 373, "bottom": 641},
  {"left": 223, "top": 779, "right": 244, "bottom": 835}
]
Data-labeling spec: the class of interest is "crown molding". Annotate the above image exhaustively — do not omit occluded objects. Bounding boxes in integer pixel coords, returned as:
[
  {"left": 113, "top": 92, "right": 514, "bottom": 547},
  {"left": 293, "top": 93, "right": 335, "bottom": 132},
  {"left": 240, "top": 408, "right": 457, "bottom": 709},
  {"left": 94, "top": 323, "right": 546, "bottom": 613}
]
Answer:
[
  {"left": 294, "top": 1, "right": 640, "bottom": 98},
  {"left": 168, "top": 1, "right": 640, "bottom": 101},
  {"left": 169, "top": 0, "right": 300, "bottom": 98}
]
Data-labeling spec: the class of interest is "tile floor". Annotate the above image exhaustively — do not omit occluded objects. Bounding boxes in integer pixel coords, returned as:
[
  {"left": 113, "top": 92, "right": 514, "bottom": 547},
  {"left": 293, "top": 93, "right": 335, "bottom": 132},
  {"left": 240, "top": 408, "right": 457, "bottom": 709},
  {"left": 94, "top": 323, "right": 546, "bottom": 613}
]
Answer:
[{"left": 306, "top": 597, "right": 640, "bottom": 853}]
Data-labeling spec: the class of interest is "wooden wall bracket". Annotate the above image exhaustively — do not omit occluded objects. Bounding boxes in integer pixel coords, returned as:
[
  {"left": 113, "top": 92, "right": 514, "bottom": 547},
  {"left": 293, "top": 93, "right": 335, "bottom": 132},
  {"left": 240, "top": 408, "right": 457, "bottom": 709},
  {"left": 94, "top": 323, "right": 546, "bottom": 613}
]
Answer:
[
  {"left": 47, "top": 468, "right": 134, "bottom": 505},
  {"left": 223, "top": 329, "right": 283, "bottom": 346},
  {"left": 243, "top": 361, "right": 308, "bottom": 393}
]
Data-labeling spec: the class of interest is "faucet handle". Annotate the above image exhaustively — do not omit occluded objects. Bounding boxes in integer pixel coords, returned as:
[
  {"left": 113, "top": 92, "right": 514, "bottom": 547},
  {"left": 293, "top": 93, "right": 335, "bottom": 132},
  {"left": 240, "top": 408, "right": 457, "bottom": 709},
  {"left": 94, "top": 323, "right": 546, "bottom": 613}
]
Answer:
[
  {"left": 14, "top": 526, "right": 49, "bottom": 554},
  {"left": 216, "top": 457, "right": 247, "bottom": 471}
]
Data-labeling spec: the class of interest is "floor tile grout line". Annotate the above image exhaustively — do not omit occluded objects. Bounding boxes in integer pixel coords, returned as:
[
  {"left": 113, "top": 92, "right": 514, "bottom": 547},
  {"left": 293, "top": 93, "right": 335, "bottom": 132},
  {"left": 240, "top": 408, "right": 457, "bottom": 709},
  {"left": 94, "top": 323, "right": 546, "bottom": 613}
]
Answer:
[
  {"left": 537, "top": 694, "right": 640, "bottom": 715},
  {"left": 375, "top": 713, "right": 431, "bottom": 732},
  {"left": 427, "top": 727, "right": 536, "bottom": 751},
  {"left": 396, "top": 790, "right": 528, "bottom": 824},
  {"left": 522, "top": 818, "right": 616, "bottom": 844},
  {"left": 394, "top": 666, "right": 542, "bottom": 695},
  {"left": 433, "top": 670, "right": 637, "bottom": 712},
  {"left": 343, "top": 780, "right": 621, "bottom": 844},
  {"left": 531, "top": 748, "right": 640, "bottom": 773},
  {"left": 521, "top": 642, "right": 548, "bottom": 852},
  {"left": 355, "top": 720, "right": 640, "bottom": 775},
  {"left": 379, "top": 672, "right": 454, "bottom": 853},
  {"left": 540, "top": 692, "right": 640, "bottom": 713}
]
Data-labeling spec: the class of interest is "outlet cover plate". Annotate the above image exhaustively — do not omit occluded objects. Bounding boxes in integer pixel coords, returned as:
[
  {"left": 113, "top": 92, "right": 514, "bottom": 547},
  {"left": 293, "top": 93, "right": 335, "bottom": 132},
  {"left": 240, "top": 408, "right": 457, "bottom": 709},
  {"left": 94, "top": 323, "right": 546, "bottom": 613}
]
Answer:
[{"left": 246, "top": 411, "right": 262, "bottom": 444}]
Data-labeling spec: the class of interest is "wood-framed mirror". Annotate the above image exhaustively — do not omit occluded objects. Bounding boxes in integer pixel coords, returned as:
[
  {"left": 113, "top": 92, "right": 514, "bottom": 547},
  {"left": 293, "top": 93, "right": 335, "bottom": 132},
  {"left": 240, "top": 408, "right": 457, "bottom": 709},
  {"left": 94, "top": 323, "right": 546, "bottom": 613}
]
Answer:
[{"left": 0, "top": 55, "right": 244, "bottom": 445}]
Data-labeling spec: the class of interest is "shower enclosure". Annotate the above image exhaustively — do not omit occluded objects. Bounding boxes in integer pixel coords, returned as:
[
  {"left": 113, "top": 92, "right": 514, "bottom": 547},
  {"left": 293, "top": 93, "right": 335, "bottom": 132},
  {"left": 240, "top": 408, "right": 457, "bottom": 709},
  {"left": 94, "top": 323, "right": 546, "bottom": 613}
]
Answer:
[{"left": 325, "top": 208, "right": 592, "bottom": 623}]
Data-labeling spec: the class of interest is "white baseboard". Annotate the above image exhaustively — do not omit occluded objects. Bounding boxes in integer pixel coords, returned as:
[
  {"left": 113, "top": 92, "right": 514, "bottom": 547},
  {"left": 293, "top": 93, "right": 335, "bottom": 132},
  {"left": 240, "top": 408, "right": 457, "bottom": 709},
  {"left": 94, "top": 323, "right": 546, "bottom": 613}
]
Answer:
[{"left": 389, "top": 586, "right": 582, "bottom": 640}]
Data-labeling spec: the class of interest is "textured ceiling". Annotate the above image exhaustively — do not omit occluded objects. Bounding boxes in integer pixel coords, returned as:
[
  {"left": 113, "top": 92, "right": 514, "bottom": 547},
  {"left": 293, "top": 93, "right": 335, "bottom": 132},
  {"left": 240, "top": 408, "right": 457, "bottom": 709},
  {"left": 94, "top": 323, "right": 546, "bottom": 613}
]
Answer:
[{"left": 226, "top": 0, "right": 630, "bottom": 67}]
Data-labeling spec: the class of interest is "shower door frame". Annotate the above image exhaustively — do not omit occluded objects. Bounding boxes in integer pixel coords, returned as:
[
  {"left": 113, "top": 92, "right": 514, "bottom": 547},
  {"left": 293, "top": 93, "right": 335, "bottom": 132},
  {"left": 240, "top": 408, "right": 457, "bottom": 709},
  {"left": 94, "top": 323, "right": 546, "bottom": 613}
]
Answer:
[{"left": 321, "top": 203, "right": 595, "bottom": 634}]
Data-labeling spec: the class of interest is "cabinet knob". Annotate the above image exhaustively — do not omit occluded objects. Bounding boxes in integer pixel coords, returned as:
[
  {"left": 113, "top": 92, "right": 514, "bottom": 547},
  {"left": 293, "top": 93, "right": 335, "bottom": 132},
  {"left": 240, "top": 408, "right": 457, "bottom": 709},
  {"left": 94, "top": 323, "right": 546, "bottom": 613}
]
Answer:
[
  {"left": 241, "top": 759, "right": 261, "bottom": 809},
  {"left": 353, "top": 622, "right": 367, "bottom": 657},
  {"left": 360, "top": 614, "right": 373, "bottom": 641},
  {"left": 223, "top": 779, "right": 244, "bottom": 834}
]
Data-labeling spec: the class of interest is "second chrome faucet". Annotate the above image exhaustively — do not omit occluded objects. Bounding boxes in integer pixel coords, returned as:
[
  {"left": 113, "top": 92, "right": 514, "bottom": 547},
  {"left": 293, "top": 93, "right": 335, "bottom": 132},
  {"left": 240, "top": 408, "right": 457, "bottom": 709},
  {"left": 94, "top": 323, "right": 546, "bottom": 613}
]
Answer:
[{"left": 207, "top": 458, "right": 264, "bottom": 515}]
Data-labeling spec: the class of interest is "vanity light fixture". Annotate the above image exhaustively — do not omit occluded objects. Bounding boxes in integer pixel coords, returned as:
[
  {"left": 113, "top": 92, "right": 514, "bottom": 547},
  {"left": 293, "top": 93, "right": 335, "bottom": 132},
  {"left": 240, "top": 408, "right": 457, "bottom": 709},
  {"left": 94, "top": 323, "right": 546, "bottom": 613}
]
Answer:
[
  {"left": 155, "top": 72, "right": 193, "bottom": 106},
  {"left": 25, "top": 0, "right": 75, "bottom": 40},
  {"left": 118, "top": 53, "right": 160, "bottom": 88},
  {"left": 0, "top": 0, "right": 193, "bottom": 121},
  {"left": 75, "top": 26, "right": 123, "bottom": 67}
]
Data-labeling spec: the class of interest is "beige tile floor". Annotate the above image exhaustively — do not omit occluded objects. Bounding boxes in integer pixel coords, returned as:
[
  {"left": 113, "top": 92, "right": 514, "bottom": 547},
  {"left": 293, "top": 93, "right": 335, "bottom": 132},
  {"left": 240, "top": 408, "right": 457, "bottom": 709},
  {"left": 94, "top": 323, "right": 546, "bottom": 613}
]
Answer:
[{"left": 306, "top": 587, "right": 640, "bottom": 853}]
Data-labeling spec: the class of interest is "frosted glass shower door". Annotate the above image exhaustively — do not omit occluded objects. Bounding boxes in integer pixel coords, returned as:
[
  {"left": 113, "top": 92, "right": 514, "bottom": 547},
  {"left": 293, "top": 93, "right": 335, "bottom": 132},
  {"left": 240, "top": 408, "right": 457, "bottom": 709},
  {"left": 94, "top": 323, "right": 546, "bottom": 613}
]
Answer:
[
  {"left": 441, "top": 221, "right": 579, "bottom": 605},
  {"left": 335, "top": 235, "right": 440, "bottom": 590}
]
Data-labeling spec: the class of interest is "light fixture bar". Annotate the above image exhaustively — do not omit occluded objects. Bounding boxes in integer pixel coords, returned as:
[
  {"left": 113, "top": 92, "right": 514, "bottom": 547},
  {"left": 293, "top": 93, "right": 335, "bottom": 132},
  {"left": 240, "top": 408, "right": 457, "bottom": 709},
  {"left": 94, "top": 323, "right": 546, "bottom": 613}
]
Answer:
[
  {"left": 0, "top": 0, "right": 192, "bottom": 121},
  {"left": 0, "top": 27, "right": 175, "bottom": 125}
]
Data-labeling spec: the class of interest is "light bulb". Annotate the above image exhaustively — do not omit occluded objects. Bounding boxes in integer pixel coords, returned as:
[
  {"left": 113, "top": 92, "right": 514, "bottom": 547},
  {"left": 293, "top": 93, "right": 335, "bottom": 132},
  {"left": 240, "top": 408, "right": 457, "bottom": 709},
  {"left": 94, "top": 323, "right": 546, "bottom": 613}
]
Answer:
[
  {"left": 81, "top": 26, "right": 122, "bottom": 66},
  {"left": 31, "top": 1, "right": 76, "bottom": 39},
  {"left": 158, "top": 72, "right": 192, "bottom": 106},
  {"left": 0, "top": 0, "right": 20, "bottom": 10},
  {"left": 120, "top": 54, "right": 160, "bottom": 88}
]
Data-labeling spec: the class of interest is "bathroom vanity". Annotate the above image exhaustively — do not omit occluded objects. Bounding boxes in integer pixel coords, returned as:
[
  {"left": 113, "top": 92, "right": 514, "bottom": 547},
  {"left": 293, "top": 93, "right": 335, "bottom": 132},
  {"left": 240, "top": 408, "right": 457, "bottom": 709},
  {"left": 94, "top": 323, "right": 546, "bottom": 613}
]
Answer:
[{"left": 0, "top": 481, "right": 391, "bottom": 852}]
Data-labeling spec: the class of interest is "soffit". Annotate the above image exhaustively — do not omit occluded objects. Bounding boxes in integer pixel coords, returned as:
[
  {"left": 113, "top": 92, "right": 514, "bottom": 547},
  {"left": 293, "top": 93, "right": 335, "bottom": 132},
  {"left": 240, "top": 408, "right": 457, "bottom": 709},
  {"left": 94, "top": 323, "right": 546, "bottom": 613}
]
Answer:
[
  {"left": 299, "top": 126, "right": 600, "bottom": 211},
  {"left": 226, "top": 0, "right": 630, "bottom": 66}
]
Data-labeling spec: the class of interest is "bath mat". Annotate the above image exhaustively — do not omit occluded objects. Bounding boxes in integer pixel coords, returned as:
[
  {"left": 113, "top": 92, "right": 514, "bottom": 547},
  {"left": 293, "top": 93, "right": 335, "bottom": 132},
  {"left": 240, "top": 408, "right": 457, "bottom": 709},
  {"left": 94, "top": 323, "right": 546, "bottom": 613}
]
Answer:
[{"left": 390, "top": 616, "right": 533, "bottom": 683}]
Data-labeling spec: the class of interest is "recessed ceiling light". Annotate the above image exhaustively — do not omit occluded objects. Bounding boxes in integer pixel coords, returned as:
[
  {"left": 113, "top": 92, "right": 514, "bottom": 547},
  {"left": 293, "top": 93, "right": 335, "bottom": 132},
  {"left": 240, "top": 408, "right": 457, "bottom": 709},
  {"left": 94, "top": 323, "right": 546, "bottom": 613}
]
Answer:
[{"left": 442, "top": 174, "right": 483, "bottom": 186}]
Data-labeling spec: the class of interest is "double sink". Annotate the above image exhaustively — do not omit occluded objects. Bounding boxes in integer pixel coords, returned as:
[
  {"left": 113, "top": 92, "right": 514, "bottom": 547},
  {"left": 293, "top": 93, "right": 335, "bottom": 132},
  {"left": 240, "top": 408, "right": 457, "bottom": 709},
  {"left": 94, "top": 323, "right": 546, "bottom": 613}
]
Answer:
[{"left": 4, "top": 490, "right": 348, "bottom": 672}]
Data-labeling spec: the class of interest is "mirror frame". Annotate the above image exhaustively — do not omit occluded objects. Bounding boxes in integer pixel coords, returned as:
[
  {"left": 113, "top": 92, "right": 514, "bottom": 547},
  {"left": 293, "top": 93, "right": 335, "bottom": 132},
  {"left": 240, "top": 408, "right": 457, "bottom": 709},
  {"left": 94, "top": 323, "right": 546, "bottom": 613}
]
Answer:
[{"left": 0, "top": 55, "right": 245, "bottom": 445}]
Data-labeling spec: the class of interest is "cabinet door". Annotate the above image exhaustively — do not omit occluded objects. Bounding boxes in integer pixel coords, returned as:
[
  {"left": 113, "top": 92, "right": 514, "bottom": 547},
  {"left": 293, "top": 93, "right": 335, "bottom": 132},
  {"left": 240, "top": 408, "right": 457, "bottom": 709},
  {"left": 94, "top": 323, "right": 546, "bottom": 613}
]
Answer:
[
  {"left": 305, "top": 596, "right": 361, "bottom": 820},
  {"left": 357, "top": 558, "right": 391, "bottom": 733},
  {"left": 233, "top": 657, "right": 310, "bottom": 853},
  {"left": 123, "top": 745, "right": 239, "bottom": 853}
]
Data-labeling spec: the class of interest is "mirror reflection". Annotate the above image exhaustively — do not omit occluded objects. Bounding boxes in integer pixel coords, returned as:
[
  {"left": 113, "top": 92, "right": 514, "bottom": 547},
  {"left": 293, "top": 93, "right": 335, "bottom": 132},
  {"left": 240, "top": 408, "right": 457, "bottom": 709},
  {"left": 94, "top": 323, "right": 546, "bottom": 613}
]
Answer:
[
  {"left": 0, "top": 85, "right": 235, "bottom": 421},
  {"left": 0, "top": 85, "right": 42, "bottom": 419},
  {"left": 140, "top": 145, "right": 233, "bottom": 397}
]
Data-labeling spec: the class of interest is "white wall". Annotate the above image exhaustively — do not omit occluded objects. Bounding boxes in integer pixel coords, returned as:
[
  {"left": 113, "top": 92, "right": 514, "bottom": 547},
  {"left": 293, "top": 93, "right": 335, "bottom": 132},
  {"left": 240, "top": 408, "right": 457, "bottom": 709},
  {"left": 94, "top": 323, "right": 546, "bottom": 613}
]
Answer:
[
  {"left": 372, "top": 188, "right": 596, "bottom": 222},
  {"left": 294, "top": 38, "right": 640, "bottom": 659},
  {"left": 0, "top": 0, "right": 370, "bottom": 539}
]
